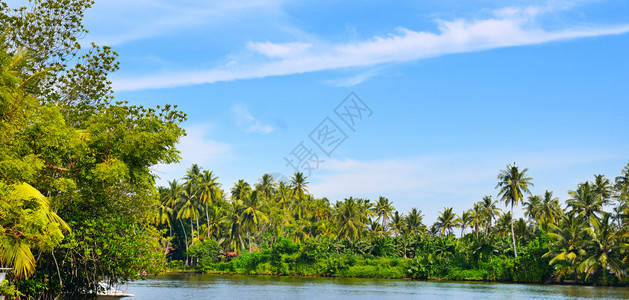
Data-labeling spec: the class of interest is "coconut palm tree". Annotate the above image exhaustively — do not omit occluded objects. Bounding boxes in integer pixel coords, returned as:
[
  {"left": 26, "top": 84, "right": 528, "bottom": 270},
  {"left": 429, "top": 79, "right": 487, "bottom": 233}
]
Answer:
[
  {"left": 496, "top": 163, "right": 533, "bottom": 257},
  {"left": 199, "top": 170, "right": 220, "bottom": 238},
  {"left": 255, "top": 173, "right": 276, "bottom": 201},
  {"left": 592, "top": 174, "right": 614, "bottom": 205},
  {"left": 543, "top": 212, "right": 587, "bottom": 282},
  {"left": 183, "top": 164, "right": 202, "bottom": 187},
  {"left": 231, "top": 179, "right": 252, "bottom": 202},
  {"left": 434, "top": 207, "right": 459, "bottom": 236},
  {"left": 579, "top": 212, "right": 628, "bottom": 284},
  {"left": 567, "top": 182, "right": 604, "bottom": 222},
  {"left": 615, "top": 163, "right": 629, "bottom": 198},
  {"left": 205, "top": 205, "right": 224, "bottom": 239},
  {"left": 391, "top": 211, "right": 404, "bottom": 237},
  {"left": 223, "top": 199, "right": 245, "bottom": 253},
  {"left": 275, "top": 181, "right": 293, "bottom": 210},
  {"left": 177, "top": 183, "right": 201, "bottom": 261},
  {"left": 290, "top": 172, "right": 309, "bottom": 200},
  {"left": 470, "top": 203, "right": 483, "bottom": 238},
  {"left": 537, "top": 190, "right": 562, "bottom": 231},
  {"left": 241, "top": 191, "right": 269, "bottom": 252},
  {"left": 480, "top": 195, "right": 501, "bottom": 234},
  {"left": 374, "top": 196, "right": 394, "bottom": 231},
  {"left": 458, "top": 209, "right": 472, "bottom": 236},
  {"left": 405, "top": 208, "right": 424, "bottom": 235},
  {"left": 524, "top": 195, "right": 542, "bottom": 233},
  {"left": 336, "top": 197, "right": 368, "bottom": 240}
]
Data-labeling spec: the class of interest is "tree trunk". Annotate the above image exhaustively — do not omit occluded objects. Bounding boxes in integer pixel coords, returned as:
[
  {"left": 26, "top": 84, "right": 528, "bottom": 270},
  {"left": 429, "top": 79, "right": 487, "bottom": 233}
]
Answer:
[
  {"left": 206, "top": 202, "right": 211, "bottom": 239},
  {"left": 510, "top": 203, "right": 518, "bottom": 258},
  {"left": 179, "top": 218, "right": 188, "bottom": 266},
  {"left": 248, "top": 232, "right": 252, "bottom": 253}
]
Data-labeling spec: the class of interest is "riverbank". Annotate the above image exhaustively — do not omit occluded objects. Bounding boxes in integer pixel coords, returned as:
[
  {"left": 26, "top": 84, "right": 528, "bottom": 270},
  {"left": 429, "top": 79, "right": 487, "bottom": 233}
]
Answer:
[{"left": 165, "top": 248, "right": 629, "bottom": 287}]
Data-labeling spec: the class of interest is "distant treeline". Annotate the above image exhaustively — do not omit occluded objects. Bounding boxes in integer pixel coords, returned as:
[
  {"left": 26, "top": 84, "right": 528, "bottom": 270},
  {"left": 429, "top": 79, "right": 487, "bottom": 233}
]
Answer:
[{"left": 157, "top": 163, "right": 629, "bottom": 286}]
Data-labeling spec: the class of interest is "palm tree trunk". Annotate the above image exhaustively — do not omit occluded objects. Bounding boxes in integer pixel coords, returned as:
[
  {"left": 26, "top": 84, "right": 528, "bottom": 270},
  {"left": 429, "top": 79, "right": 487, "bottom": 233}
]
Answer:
[
  {"left": 510, "top": 204, "right": 518, "bottom": 258},
  {"left": 248, "top": 232, "right": 252, "bottom": 253},
  {"left": 179, "top": 218, "right": 189, "bottom": 266},
  {"left": 206, "top": 202, "right": 211, "bottom": 239}
]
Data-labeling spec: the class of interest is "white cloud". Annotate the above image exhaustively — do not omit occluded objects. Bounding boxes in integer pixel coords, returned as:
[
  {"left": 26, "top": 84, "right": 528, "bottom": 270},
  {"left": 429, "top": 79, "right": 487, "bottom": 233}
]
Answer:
[
  {"left": 112, "top": 5, "right": 629, "bottom": 91},
  {"left": 247, "top": 42, "right": 312, "bottom": 59},
  {"left": 324, "top": 69, "right": 380, "bottom": 87},
  {"left": 232, "top": 104, "right": 275, "bottom": 134},
  {"left": 152, "top": 123, "right": 231, "bottom": 185}
]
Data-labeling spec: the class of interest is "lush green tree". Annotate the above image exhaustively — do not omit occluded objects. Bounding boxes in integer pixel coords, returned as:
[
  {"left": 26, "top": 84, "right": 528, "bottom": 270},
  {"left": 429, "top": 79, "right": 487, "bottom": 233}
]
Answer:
[
  {"left": 567, "top": 182, "right": 604, "bottom": 222},
  {"left": 405, "top": 208, "right": 424, "bottom": 235},
  {"left": 579, "top": 213, "right": 628, "bottom": 284},
  {"left": 592, "top": 174, "right": 614, "bottom": 205},
  {"left": 434, "top": 207, "right": 459, "bottom": 236},
  {"left": 496, "top": 163, "right": 533, "bottom": 257},
  {"left": 391, "top": 211, "right": 404, "bottom": 237},
  {"left": 544, "top": 213, "right": 587, "bottom": 282},
  {"left": 374, "top": 196, "right": 394, "bottom": 231},
  {"left": 199, "top": 170, "right": 220, "bottom": 238},
  {"left": 241, "top": 191, "right": 269, "bottom": 252},
  {"left": 480, "top": 195, "right": 501, "bottom": 234},
  {"left": 336, "top": 197, "right": 368, "bottom": 240},
  {"left": 458, "top": 209, "right": 472, "bottom": 236}
]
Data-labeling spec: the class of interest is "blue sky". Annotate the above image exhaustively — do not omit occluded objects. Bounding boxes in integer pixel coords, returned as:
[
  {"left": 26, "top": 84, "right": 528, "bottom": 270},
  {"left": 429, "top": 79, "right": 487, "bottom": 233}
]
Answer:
[{"left": 13, "top": 0, "right": 629, "bottom": 222}]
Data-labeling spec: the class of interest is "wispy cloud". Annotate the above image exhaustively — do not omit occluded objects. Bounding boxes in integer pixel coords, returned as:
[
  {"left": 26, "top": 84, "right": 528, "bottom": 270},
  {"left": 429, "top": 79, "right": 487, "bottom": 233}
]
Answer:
[
  {"left": 152, "top": 123, "right": 232, "bottom": 185},
  {"left": 232, "top": 104, "right": 275, "bottom": 134},
  {"left": 324, "top": 69, "right": 380, "bottom": 87},
  {"left": 113, "top": 5, "right": 629, "bottom": 91}
]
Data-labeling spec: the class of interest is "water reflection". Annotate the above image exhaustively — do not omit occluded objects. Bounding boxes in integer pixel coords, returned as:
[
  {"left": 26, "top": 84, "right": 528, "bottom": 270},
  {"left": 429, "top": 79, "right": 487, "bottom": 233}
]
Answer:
[{"left": 126, "top": 274, "right": 629, "bottom": 300}]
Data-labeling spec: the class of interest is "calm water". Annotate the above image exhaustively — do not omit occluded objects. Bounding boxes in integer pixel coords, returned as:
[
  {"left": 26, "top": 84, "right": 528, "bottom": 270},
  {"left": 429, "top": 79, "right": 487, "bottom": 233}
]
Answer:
[{"left": 124, "top": 273, "right": 629, "bottom": 299}]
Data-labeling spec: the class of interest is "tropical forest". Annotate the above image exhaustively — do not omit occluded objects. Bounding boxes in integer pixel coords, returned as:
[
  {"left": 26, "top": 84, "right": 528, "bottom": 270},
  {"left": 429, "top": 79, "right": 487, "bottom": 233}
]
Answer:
[{"left": 0, "top": 0, "right": 628, "bottom": 299}]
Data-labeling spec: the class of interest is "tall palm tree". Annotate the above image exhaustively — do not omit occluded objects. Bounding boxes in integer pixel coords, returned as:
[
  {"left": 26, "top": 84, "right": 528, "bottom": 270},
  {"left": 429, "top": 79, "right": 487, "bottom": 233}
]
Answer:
[
  {"left": 496, "top": 163, "right": 533, "bottom": 257},
  {"left": 567, "top": 182, "right": 604, "bottom": 222},
  {"left": 592, "top": 174, "right": 614, "bottom": 205},
  {"left": 405, "top": 208, "right": 424, "bottom": 235},
  {"left": 290, "top": 172, "right": 309, "bottom": 204},
  {"left": 374, "top": 196, "right": 394, "bottom": 231},
  {"left": 275, "top": 181, "right": 292, "bottom": 210},
  {"left": 255, "top": 173, "right": 276, "bottom": 201},
  {"left": 177, "top": 183, "right": 200, "bottom": 260},
  {"left": 458, "top": 209, "right": 472, "bottom": 236},
  {"left": 391, "top": 211, "right": 404, "bottom": 237},
  {"left": 524, "top": 195, "right": 541, "bottom": 233},
  {"left": 336, "top": 197, "right": 368, "bottom": 240},
  {"left": 231, "top": 179, "right": 251, "bottom": 201},
  {"left": 537, "top": 190, "right": 562, "bottom": 231},
  {"left": 615, "top": 163, "right": 629, "bottom": 198},
  {"left": 241, "top": 191, "right": 269, "bottom": 252},
  {"left": 199, "top": 170, "right": 220, "bottom": 238},
  {"left": 434, "top": 207, "right": 459, "bottom": 236},
  {"left": 579, "top": 212, "right": 628, "bottom": 284},
  {"left": 223, "top": 199, "right": 245, "bottom": 253},
  {"left": 205, "top": 205, "right": 224, "bottom": 239},
  {"left": 543, "top": 212, "right": 587, "bottom": 282},
  {"left": 183, "top": 164, "right": 202, "bottom": 187},
  {"left": 152, "top": 199, "right": 173, "bottom": 253},
  {"left": 480, "top": 195, "right": 501, "bottom": 234},
  {"left": 470, "top": 203, "right": 483, "bottom": 238},
  {"left": 312, "top": 197, "right": 331, "bottom": 222}
]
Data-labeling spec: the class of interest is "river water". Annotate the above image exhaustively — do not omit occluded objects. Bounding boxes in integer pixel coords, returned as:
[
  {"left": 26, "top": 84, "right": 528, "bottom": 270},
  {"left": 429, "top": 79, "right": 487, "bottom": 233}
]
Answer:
[{"left": 124, "top": 273, "right": 629, "bottom": 299}]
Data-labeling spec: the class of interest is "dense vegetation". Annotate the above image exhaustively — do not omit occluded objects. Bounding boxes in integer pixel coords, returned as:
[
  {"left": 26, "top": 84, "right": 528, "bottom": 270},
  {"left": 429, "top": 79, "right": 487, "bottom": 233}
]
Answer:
[
  {"left": 0, "top": 0, "right": 185, "bottom": 298},
  {"left": 0, "top": 0, "right": 627, "bottom": 298},
  {"left": 159, "top": 164, "right": 629, "bottom": 286}
]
